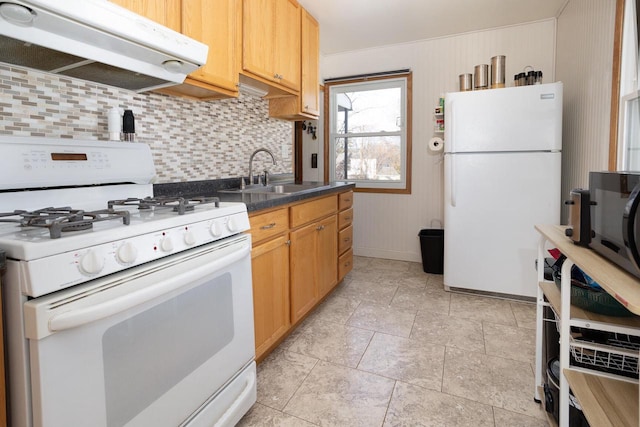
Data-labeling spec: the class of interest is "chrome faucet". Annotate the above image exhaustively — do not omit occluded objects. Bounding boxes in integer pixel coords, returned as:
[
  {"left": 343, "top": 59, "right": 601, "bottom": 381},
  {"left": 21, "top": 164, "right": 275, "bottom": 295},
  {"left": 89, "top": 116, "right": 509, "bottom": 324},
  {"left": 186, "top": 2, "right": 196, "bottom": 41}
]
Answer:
[{"left": 245, "top": 148, "right": 277, "bottom": 188}]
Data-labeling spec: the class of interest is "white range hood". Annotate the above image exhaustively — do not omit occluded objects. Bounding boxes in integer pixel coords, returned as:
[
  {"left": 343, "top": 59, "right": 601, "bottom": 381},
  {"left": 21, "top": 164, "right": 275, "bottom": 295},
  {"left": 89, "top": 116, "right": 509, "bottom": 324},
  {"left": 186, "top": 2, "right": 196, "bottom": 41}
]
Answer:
[{"left": 0, "top": 0, "right": 209, "bottom": 92}]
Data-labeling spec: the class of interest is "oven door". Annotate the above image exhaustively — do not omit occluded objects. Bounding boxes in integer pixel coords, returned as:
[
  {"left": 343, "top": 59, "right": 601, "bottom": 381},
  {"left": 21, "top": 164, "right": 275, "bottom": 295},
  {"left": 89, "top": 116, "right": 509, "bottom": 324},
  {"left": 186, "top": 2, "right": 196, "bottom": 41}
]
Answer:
[{"left": 23, "top": 234, "right": 255, "bottom": 427}]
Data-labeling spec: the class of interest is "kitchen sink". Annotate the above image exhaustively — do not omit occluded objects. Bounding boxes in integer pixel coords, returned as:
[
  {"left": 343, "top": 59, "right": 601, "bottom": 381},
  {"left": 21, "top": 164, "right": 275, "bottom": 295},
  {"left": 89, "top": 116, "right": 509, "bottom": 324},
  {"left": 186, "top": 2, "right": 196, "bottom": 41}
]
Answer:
[{"left": 219, "top": 183, "right": 322, "bottom": 195}]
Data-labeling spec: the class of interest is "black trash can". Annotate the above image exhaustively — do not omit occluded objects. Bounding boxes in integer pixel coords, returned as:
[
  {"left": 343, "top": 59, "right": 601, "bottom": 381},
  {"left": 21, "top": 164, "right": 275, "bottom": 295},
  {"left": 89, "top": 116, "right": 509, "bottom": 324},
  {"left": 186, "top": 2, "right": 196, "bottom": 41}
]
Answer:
[{"left": 419, "top": 229, "right": 444, "bottom": 274}]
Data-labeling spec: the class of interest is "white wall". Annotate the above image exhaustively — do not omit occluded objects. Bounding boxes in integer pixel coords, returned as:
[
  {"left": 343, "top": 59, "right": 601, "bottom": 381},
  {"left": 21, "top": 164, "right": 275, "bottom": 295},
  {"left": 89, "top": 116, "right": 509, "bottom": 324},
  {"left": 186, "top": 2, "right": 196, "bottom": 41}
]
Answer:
[
  {"left": 556, "top": 0, "right": 617, "bottom": 217},
  {"left": 321, "top": 20, "right": 557, "bottom": 262}
]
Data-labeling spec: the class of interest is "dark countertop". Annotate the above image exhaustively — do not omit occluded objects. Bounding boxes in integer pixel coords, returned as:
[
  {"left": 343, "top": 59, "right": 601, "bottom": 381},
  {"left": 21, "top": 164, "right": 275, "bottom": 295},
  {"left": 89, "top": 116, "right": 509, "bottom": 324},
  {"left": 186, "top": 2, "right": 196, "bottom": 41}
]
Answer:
[{"left": 154, "top": 178, "right": 355, "bottom": 213}]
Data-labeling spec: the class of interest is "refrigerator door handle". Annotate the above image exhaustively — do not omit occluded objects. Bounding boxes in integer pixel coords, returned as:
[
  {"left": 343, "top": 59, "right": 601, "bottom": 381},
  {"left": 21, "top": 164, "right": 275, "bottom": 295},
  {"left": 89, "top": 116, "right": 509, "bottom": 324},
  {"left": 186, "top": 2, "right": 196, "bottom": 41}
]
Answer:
[
  {"left": 449, "top": 100, "right": 455, "bottom": 154},
  {"left": 450, "top": 155, "right": 456, "bottom": 207}
]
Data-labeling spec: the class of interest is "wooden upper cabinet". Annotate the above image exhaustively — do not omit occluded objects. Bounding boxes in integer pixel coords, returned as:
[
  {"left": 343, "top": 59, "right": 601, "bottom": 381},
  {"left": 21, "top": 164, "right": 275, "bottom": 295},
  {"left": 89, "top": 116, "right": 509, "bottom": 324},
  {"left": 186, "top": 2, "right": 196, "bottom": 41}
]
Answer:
[
  {"left": 268, "top": 6, "right": 319, "bottom": 120},
  {"left": 300, "top": 8, "right": 319, "bottom": 115},
  {"left": 180, "top": 0, "right": 240, "bottom": 95},
  {"left": 273, "top": 0, "right": 301, "bottom": 91},
  {"left": 243, "top": 0, "right": 276, "bottom": 84},
  {"left": 162, "top": 0, "right": 240, "bottom": 100},
  {"left": 242, "top": 0, "right": 301, "bottom": 94},
  {"left": 112, "top": 0, "right": 240, "bottom": 100}
]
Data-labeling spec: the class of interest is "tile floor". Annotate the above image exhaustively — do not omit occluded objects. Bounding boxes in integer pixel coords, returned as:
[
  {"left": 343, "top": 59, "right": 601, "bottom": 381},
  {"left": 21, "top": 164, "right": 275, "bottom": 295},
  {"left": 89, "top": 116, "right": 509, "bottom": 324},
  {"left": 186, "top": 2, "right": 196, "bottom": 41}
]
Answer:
[{"left": 238, "top": 256, "right": 549, "bottom": 427}]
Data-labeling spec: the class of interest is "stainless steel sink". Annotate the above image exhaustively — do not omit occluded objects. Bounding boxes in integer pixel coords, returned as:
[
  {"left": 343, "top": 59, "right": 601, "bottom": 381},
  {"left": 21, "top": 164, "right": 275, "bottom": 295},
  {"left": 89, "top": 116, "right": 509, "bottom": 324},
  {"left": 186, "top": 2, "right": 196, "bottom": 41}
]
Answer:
[{"left": 219, "top": 183, "right": 321, "bottom": 195}]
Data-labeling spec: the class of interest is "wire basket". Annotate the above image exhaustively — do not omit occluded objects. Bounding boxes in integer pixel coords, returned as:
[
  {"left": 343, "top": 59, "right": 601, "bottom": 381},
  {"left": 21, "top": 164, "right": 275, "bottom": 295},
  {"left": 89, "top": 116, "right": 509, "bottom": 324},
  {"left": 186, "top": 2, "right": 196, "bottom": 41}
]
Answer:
[
  {"left": 547, "top": 307, "right": 640, "bottom": 378},
  {"left": 571, "top": 332, "right": 640, "bottom": 378}
]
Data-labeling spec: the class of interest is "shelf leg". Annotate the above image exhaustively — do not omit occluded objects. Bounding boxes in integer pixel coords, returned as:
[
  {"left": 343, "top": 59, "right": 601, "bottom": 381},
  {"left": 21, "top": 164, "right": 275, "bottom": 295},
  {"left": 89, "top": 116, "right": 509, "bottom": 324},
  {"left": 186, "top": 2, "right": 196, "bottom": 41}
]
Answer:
[
  {"left": 559, "top": 259, "right": 573, "bottom": 427},
  {"left": 534, "top": 234, "right": 547, "bottom": 402}
]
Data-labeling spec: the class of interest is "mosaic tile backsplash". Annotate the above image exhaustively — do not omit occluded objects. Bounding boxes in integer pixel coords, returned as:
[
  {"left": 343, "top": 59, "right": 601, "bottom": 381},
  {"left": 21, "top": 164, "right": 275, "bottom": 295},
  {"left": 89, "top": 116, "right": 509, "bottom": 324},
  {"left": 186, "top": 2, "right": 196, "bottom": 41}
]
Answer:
[{"left": 0, "top": 64, "right": 293, "bottom": 183}]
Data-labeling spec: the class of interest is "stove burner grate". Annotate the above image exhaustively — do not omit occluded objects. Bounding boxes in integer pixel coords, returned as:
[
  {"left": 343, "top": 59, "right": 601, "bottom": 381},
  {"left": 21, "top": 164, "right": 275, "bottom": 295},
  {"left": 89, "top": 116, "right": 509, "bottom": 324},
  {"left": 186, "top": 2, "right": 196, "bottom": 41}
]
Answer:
[
  {"left": 108, "top": 196, "right": 220, "bottom": 215},
  {"left": 0, "top": 207, "right": 131, "bottom": 239}
]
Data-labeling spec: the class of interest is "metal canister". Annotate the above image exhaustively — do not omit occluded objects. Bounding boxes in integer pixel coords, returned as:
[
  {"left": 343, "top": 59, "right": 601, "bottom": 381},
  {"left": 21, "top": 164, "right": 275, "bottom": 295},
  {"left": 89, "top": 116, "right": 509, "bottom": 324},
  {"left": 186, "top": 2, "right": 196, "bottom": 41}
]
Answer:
[
  {"left": 517, "top": 72, "right": 526, "bottom": 86},
  {"left": 459, "top": 73, "right": 473, "bottom": 92},
  {"left": 490, "top": 55, "right": 505, "bottom": 88},
  {"left": 474, "top": 64, "right": 488, "bottom": 90}
]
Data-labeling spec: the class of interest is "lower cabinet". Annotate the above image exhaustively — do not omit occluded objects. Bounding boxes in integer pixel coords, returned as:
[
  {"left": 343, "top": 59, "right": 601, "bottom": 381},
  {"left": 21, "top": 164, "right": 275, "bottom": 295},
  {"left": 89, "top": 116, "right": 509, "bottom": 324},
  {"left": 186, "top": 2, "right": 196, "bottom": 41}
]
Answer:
[
  {"left": 251, "top": 234, "right": 290, "bottom": 360},
  {"left": 249, "top": 189, "right": 350, "bottom": 361},
  {"left": 290, "top": 214, "right": 337, "bottom": 324}
]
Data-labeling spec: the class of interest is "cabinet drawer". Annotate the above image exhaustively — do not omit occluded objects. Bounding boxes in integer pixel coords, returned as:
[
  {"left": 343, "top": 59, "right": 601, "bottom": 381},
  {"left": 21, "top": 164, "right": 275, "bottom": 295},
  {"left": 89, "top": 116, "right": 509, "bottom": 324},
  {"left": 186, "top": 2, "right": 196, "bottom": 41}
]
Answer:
[
  {"left": 338, "top": 191, "right": 353, "bottom": 211},
  {"left": 338, "top": 208, "right": 353, "bottom": 230},
  {"left": 249, "top": 208, "right": 289, "bottom": 244},
  {"left": 338, "top": 224, "right": 353, "bottom": 255},
  {"left": 290, "top": 195, "right": 337, "bottom": 228},
  {"left": 338, "top": 248, "right": 353, "bottom": 281}
]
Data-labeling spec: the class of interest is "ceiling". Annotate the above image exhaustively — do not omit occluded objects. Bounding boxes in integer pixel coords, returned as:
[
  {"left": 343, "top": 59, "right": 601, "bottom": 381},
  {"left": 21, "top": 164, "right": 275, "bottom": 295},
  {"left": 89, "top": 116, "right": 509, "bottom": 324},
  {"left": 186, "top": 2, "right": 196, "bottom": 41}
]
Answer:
[{"left": 296, "top": 0, "right": 569, "bottom": 55}]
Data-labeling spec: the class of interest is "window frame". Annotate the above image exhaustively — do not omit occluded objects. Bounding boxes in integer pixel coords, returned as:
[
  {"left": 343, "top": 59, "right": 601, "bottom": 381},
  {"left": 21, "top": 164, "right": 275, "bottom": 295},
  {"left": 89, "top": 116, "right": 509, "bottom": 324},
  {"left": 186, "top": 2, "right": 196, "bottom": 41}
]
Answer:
[{"left": 323, "top": 72, "right": 412, "bottom": 194}]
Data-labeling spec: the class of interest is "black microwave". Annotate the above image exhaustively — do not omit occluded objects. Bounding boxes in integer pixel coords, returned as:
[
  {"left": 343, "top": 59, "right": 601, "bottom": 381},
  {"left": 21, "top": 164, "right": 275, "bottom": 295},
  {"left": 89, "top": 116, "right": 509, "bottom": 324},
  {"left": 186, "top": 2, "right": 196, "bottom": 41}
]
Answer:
[{"left": 589, "top": 171, "right": 640, "bottom": 279}]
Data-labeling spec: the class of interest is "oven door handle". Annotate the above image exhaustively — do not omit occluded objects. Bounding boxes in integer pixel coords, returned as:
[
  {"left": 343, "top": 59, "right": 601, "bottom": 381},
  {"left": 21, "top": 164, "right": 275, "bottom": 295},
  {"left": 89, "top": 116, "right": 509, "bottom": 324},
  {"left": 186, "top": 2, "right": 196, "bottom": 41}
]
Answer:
[{"left": 48, "top": 244, "right": 250, "bottom": 333}]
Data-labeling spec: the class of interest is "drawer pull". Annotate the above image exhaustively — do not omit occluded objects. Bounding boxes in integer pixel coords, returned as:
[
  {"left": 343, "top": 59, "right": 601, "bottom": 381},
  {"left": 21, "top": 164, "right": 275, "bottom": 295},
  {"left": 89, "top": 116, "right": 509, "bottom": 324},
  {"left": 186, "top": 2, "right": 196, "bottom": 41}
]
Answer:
[
  {"left": 343, "top": 198, "right": 352, "bottom": 202},
  {"left": 344, "top": 216, "right": 352, "bottom": 221},
  {"left": 343, "top": 237, "right": 351, "bottom": 243},
  {"left": 260, "top": 223, "right": 277, "bottom": 230},
  {"left": 345, "top": 261, "right": 351, "bottom": 267}
]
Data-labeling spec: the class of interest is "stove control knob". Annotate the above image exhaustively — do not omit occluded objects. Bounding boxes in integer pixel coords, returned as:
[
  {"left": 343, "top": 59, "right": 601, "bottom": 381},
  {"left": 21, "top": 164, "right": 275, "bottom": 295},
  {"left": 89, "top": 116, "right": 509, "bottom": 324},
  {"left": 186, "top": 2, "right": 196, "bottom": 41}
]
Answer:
[
  {"left": 184, "top": 231, "right": 196, "bottom": 246},
  {"left": 227, "top": 217, "right": 239, "bottom": 233},
  {"left": 116, "top": 242, "right": 138, "bottom": 264},
  {"left": 79, "top": 250, "right": 105, "bottom": 275},
  {"left": 160, "top": 237, "right": 174, "bottom": 252},
  {"left": 210, "top": 221, "right": 222, "bottom": 237}
]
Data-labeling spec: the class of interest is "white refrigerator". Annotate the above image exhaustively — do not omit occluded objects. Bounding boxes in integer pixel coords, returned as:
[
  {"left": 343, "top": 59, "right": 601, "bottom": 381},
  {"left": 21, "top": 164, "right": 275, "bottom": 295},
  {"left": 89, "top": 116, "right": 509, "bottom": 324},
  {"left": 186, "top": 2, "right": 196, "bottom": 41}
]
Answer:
[{"left": 443, "top": 82, "right": 562, "bottom": 298}]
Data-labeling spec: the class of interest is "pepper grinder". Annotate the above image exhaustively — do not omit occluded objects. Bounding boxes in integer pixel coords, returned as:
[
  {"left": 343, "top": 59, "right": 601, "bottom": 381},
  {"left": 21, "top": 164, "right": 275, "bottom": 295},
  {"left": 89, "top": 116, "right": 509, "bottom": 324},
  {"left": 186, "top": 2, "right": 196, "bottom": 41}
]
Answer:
[{"left": 123, "top": 109, "right": 135, "bottom": 142}]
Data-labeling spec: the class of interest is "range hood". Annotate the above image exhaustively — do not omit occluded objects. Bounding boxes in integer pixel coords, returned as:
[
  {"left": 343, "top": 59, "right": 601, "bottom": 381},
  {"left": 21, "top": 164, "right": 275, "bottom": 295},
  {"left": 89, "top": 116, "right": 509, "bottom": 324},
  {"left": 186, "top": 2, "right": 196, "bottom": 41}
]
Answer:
[{"left": 0, "top": 0, "right": 209, "bottom": 92}]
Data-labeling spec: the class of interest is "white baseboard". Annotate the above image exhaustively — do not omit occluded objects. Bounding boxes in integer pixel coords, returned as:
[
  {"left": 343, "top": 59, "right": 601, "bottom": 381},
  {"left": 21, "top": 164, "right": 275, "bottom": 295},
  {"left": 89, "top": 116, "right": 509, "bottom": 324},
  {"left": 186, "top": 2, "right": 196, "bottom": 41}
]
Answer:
[{"left": 352, "top": 246, "right": 422, "bottom": 263}]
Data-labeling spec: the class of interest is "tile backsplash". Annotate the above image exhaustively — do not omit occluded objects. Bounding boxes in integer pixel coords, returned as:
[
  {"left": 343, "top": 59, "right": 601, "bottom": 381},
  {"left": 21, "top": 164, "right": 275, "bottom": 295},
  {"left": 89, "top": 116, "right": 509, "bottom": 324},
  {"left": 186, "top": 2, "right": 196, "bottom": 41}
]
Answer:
[{"left": 0, "top": 64, "right": 293, "bottom": 183}]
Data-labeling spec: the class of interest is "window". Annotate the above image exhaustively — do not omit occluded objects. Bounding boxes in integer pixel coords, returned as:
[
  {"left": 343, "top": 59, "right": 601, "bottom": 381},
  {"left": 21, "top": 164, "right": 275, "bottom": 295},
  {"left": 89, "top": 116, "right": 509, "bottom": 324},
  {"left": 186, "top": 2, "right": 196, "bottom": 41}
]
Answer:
[{"left": 325, "top": 72, "right": 412, "bottom": 193}]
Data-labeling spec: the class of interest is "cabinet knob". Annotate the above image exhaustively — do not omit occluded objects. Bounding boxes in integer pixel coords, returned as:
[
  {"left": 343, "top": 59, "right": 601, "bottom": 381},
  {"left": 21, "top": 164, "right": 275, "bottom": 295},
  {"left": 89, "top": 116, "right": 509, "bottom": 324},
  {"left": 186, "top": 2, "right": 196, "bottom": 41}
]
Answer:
[
  {"left": 316, "top": 225, "right": 325, "bottom": 231},
  {"left": 285, "top": 240, "right": 291, "bottom": 246}
]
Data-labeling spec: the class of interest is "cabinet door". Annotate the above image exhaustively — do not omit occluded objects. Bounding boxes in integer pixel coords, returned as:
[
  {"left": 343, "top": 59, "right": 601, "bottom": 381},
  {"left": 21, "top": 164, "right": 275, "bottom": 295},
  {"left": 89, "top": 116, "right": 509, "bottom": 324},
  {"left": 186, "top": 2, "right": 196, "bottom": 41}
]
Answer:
[
  {"left": 273, "top": 0, "right": 301, "bottom": 91},
  {"left": 242, "top": 0, "right": 276, "bottom": 83},
  {"left": 290, "top": 222, "right": 318, "bottom": 323},
  {"left": 252, "top": 235, "right": 290, "bottom": 360},
  {"left": 300, "top": 8, "right": 319, "bottom": 115},
  {"left": 182, "top": 0, "right": 239, "bottom": 93},
  {"left": 317, "top": 215, "right": 338, "bottom": 298},
  {"left": 109, "top": 0, "right": 181, "bottom": 31}
]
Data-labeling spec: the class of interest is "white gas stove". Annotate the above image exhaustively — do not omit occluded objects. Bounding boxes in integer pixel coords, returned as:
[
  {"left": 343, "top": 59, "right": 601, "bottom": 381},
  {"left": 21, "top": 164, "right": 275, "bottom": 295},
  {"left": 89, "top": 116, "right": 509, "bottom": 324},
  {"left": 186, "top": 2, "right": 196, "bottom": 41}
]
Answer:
[{"left": 1, "top": 136, "right": 256, "bottom": 427}]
